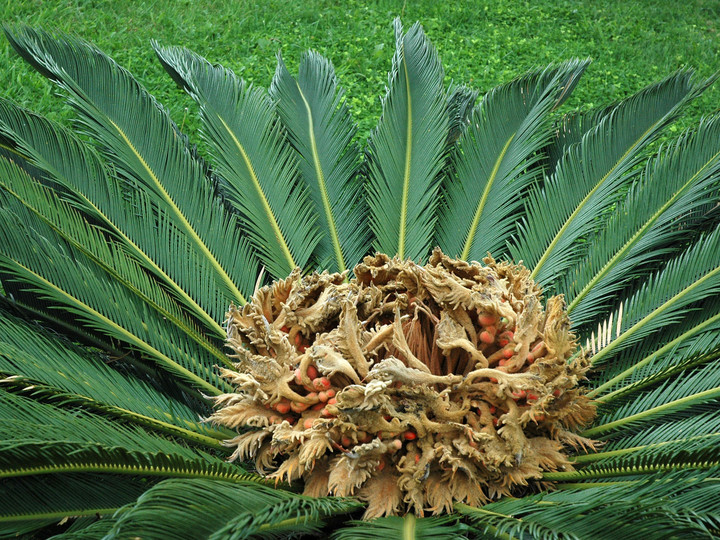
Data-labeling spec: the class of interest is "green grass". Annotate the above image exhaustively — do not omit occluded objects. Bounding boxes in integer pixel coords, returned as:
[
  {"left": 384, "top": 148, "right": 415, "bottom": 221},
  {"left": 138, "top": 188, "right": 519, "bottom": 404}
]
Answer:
[{"left": 2, "top": 0, "right": 720, "bottom": 141}]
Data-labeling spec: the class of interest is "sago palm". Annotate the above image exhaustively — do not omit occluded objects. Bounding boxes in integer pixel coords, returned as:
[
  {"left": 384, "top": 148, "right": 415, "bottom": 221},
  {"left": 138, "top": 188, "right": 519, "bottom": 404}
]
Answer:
[{"left": 1, "top": 19, "right": 719, "bottom": 539}]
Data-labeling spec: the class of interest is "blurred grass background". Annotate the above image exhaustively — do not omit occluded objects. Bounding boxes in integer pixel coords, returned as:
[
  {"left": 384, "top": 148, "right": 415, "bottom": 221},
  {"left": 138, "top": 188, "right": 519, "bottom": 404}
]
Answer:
[{"left": 2, "top": 0, "right": 720, "bottom": 140}]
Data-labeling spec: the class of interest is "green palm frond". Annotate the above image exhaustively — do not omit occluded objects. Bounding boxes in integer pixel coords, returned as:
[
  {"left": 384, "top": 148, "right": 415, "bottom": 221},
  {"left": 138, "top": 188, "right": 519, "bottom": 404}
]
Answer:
[
  {"left": 366, "top": 18, "right": 448, "bottom": 261},
  {"left": 583, "top": 361, "right": 720, "bottom": 439},
  {"left": 3, "top": 25, "right": 257, "bottom": 305},
  {"left": 564, "top": 115, "right": 720, "bottom": 329},
  {"left": 208, "top": 496, "right": 362, "bottom": 539},
  {"left": 590, "top": 297, "right": 720, "bottom": 399},
  {"left": 0, "top": 307, "right": 230, "bottom": 444},
  {"left": 332, "top": 515, "right": 469, "bottom": 540},
  {"left": 561, "top": 412, "right": 720, "bottom": 483},
  {"left": 459, "top": 469, "right": 720, "bottom": 539},
  {"left": 586, "top": 226, "right": 720, "bottom": 369},
  {"left": 510, "top": 71, "right": 712, "bottom": 288},
  {"left": 0, "top": 175, "right": 229, "bottom": 396},
  {"left": 0, "top": 475, "right": 147, "bottom": 538},
  {"left": 104, "top": 479, "right": 354, "bottom": 540},
  {"left": 436, "top": 60, "right": 588, "bottom": 261},
  {"left": 0, "top": 389, "right": 262, "bottom": 484},
  {"left": 269, "top": 51, "right": 367, "bottom": 274},
  {"left": 154, "top": 43, "right": 319, "bottom": 279},
  {"left": 0, "top": 151, "right": 229, "bottom": 369},
  {"left": 0, "top": 98, "right": 232, "bottom": 331}
]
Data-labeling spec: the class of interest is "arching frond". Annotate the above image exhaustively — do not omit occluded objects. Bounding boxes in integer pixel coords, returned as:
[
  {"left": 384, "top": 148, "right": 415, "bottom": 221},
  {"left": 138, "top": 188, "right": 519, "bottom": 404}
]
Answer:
[
  {"left": 154, "top": 43, "right": 319, "bottom": 279},
  {"left": 105, "top": 479, "right": 348, "bottom": 540},
  {"left": 0, "top": 389, "right": 272, "bottom": 509},
  {"left": 564, "top": 115, "right": 720, "bottom": 329},
  {"left": 0, "top": 98, "right": 234, "bottom": 330},
  {"left": 0, "top": 150, "right": 229, "bottom": 368},
  {"left": 270, "top": 50, "right": 367, "bottom": 273},
  {"left": 590, "top": 296, "right": 720, "bottom": 399},
  {"left": 583, "top": 361, "right": 720, "bottom": 438},
  {"left": 0, "top": 475, "right": 146, "bottom": 539},
  {"left": 0, "top": 306, "right": 230, "bottom": 444},
  {"left": 209, "top": 496, "right": 361, "bottom": 539},
  {"left": 510, "top": 71, "right": 712, "bottom": 289},
  {"left": 0, "top": 176, "right": 229, "bottom": 395},
  {"left": 562, "top": 412, "right": 720, "bottom": 482},
  {"left": 3, "top": 25, "right": 256, "bottom": 305},
  {"left": 331, "top": 515, "right": 469, "bottom": 540},
  {"left": 365, "top": 18, "right": 449, "bottom": 261},
  {"left": 436, "top": 60, "right": 588, "bottom": 262},
  {"left": 587, "top": 226, "right": 720, "bottom": 368},
  {"left": 459, "top": 469, "right": 720, "bottom": 539}
]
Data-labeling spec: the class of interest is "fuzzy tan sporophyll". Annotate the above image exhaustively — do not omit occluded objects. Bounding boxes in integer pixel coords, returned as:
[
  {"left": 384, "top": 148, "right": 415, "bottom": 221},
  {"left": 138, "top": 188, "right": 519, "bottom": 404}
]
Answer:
[{"left": 211, "top": 250, "right": 596, "bottom": 518}]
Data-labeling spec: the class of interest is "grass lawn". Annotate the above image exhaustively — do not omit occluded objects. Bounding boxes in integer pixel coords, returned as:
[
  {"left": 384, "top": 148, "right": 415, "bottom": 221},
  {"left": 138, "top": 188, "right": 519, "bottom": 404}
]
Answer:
[{"left": 2, "top": 1, "right": 720, "bottom": 141}]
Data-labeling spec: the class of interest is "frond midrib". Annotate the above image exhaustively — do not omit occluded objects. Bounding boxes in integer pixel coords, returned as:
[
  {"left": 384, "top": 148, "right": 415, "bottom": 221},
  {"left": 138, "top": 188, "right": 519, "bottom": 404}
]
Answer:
[
  {"left": 216, "top": 114, "right": 297, "bottom": 272},
  {"left": 460, "top": 134, "right": 515, "bottom": 261},
  {"left": 0, "top": 461, "right": 255, "bottom": 483},
  {"left": 542, "top": 459, "right": 720, "bottom": 481},
  {"left": 109, "top": 118, "right": 248, "bottom": 305},
  {"left": 398, "top": 38, "right": 412, "bottom": 260},
  {"left": 295, "top": 79, "right": 347, "bottom": 273},
  {"left": 582, "top": 385, "right": 720, "bottom": 437}
]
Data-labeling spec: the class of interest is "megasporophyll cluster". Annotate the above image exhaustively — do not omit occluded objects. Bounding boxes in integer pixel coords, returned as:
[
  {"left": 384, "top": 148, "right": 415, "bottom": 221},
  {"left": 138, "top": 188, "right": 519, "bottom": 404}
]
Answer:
[{"left": 211, "top": 250, "right": 596, "bottom": 518}]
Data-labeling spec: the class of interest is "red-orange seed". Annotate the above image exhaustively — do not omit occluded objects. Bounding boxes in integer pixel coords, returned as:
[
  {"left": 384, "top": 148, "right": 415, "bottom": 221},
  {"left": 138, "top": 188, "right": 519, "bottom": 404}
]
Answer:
[
  {"left": 479, "top": 331, "right": 494, "bottom": 344},
  {"left": 306, "top": 365, "right": 319, "bottom": 380},
  {"left": 290, "top": 401, "right": 310, "bottom": 413},
  {"left": 478, "top": 313, "right": 496, "bottom": 326},
  {"left": 313, "top": 377, "right": 331, "bottom": 391},
  {"left": 275, "top": 401, "right": 291, "bottom": 415}
]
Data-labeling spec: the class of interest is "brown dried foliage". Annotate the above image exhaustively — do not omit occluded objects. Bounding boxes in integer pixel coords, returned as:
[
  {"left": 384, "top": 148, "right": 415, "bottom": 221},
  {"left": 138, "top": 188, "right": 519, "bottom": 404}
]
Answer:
[{"left": 211, "top": 249, "right": 596, "bottom": 518}]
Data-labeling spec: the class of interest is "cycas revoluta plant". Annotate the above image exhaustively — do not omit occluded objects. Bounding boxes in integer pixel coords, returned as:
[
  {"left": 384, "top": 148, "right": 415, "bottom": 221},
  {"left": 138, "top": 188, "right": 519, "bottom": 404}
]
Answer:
[{"left": 1, "top": 18, "right": 719, "bottom": 539}]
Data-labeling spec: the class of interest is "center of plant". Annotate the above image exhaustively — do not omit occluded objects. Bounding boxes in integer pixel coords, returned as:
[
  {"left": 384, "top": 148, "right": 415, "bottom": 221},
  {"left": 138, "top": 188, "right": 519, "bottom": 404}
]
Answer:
[{"left": 211, "top": 249, "right": 596, "bottom": 518}]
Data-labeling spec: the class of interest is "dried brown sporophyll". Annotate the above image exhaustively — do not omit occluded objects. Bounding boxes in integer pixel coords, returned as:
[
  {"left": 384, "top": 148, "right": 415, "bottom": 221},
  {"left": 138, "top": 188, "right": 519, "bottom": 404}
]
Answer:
[{"left": 211, "top": 249, "right": 596, "bottom": 518}]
